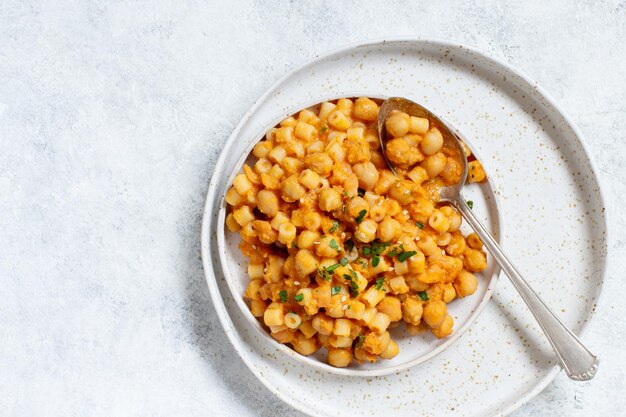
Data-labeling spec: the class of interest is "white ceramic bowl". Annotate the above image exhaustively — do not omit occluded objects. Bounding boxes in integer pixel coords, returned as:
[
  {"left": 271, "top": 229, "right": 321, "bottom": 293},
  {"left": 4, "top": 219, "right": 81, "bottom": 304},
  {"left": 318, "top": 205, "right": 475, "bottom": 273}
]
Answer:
[{"left": 216, "top": 94, "right": 503, "bottom": 376}]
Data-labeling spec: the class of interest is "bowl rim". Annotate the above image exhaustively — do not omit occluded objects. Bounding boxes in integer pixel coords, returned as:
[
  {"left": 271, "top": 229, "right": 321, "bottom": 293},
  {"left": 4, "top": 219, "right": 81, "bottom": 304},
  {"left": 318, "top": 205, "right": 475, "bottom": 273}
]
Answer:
[
  {"left": 200, "top": 37, "right": 609, "bottom": 415},
  {"left": 214, "top": 92, "right": 505, "bottom": 377}
]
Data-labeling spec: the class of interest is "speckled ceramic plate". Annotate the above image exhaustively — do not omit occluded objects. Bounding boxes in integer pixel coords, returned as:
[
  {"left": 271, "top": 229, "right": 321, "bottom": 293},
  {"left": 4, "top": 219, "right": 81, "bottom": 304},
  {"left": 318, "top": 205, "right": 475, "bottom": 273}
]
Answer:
[
  {"left": 201, "top": 39, "right": 607, "bottom": 417},
  {"left": 215, "top": 93, "right": 503, "bottom": 376}
]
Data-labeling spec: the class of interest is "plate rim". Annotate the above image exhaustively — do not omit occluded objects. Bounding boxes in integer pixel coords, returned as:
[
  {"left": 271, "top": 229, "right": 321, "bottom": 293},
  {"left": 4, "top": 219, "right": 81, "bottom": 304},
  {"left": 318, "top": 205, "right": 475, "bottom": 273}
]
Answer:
[{"left": 201, "top": 37, "right": 609, "bottom": 417}]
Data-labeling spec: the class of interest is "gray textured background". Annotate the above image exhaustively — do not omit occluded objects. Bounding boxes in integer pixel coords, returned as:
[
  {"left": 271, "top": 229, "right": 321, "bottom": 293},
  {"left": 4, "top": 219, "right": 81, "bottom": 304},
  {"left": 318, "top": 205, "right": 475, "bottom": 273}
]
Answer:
[{"left": 1, "top": 1, "right": 624, "bottom": 416}]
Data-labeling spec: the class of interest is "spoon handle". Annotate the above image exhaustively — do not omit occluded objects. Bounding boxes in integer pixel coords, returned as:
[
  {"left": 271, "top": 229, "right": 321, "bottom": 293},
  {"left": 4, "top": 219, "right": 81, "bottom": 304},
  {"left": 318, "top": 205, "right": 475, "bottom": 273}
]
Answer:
[{"left": 455, "top": 197, "right": 599, "bottom": 381}]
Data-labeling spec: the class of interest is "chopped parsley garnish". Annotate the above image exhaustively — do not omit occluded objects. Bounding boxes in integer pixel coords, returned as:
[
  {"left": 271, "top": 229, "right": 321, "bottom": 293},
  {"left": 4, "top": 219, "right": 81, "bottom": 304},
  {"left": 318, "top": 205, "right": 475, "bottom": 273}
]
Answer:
[
  {"left": 397, "top": 250, "right": 417, "bottom": 262},
  {"left": 371, "top": 255, "right": 380, "bottom": 267},
  {"left": 418, "top": 291, "right": 429, "bottom": 301},
  {"left": 355, "top": 334, "right": 365, "bottom": 348},
  {"left": 343, "top": 191, "right": 349, "bottom": 197},
  {"left": 317, "top": 268, "right": 332, "bottom": 281},
  {"left": 371, "top": 240, "right": 391, "bottom": 256},
  {"left": 294, "top": 293, "right": 304, "bottom": 302},
  {"left": 345, "top": 238, "right": 354, "bottom": 253},
  {"left": 325, "top": 263, "right": 341, "bottom": 274},
  {"left": 331, "top": 286, "right": 341, "bottom": 296},
  {"left": 415, "top": 222, "right": 424, "bottom": 229},
  {"left": 357, "top": 188, "right": 365, "bottom": 197},
  {"left": 340, "top": 257, "right": 349, "bottom": 266},
  {"left": 343, "top": 272, "right": 360, "bottom": 297},
  {"left": 387, "top": 247, "right": 399, "bottom": 257},
  {"left": 355, "top": 209, "right": 367, "bottom": 224},
  {"left": 358, "top": 259, "right": 368, "bottom": 267},
  {"left": 329, "top": 239, "right": 339, "bottom": 250},
  {"left": 375, "top": 277, "right": 385, "bottom": 290},
  {"left": 362, "top": 246, "right": 372, "bottom": 256},
  {"left": 291, "top": 242, "right": 299, "bottom": 249},
  {"left": 279, "top": 290, "right": 287, "bottom": 303},
  {"left": 320, "top": 125, "right": 328, "bottom": 134},
  {"left": 329, "top": 221, "right": 339, "bottom": 233},
  {"left": 467, "top": 200, "right": 474, "bottom": 209}
]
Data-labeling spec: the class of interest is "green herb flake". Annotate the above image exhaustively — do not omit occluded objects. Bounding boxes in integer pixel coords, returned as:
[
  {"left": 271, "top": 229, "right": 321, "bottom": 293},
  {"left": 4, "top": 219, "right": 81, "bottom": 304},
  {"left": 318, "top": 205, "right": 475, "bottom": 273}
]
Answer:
[
  {"left": 340, "top": 257, "right": 349, "bottom": 266},
  {"left": 357, "top": 188, "right": 365, "bottom": 197},
  {"left": 331, "top": 286, "right": 341, "bottom": 296},
  {"left": 362, "top": 246, "right": 372, "bottom": 256},
  {"left": 325, "top": 263, "right": 341, "bottom": 274},
  {"left": 371, "top": 240, "right": 391, "bottom": 256},
  {"left": 320, "top": 126, "right": 328, "bottom": 134},
  {"left": 372, "top": 255, "right": 380, "bottom": 267},
  {"left": 343, "top": 191, "right": 349, "bottom": 197},
  {"left": 387, "top": 247, "right": 399, "bottom": 257},
  {"left": 467, "top": 200, "right": 474, "bottom": 209},
  {"left": 329, "top": 221, "right": 339, "bottom": 233},
  {"left": 279, "top": 290, "right": 287, "bottom": 303},
  {"left": 358, "top": 259, "right": 368, "bottom": 267},
  {"left": 349, "top": 269, "right": 358, "bottom": 280},
  {"left": 355, "top": 209, "right": 367, "bottom": 224},
  {"left": 415, "top": 222, "right": 424, "bottom": 229},
  {"left": 397, "top": 250, "right": 417, "bottom": 262},
  {"left": 375, "top": 277, "right": 385, "bottom": 290},
  {"left": 329, "top": 239, "right": 339, "bottom": 250},
  {"left": 343, "top": 272, "right": 360, "bottom": 297},
  {"left": 345, "top": 238, "right": 354, "bottom": 253},
  {"left": 291, "top": 242, "right": 299, "bottom": 249},
  {"left": 294, "top": 293, "right": 304, "bottom": 302},
  {"left": 317, "top": 268, "right": 331, "bottom": 281},
  {"left": 418, "top": 291, "right": 429, "bottom": 301},
  {"left": 355, "top": 334, "right": 365, "bottom": 348}
]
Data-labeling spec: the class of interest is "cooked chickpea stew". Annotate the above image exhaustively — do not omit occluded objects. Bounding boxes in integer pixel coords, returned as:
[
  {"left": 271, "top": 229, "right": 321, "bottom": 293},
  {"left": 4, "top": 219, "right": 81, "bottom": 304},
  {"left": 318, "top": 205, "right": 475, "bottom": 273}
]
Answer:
[{"left": 225, "top": 97, "right": 488, "bottom": 368}]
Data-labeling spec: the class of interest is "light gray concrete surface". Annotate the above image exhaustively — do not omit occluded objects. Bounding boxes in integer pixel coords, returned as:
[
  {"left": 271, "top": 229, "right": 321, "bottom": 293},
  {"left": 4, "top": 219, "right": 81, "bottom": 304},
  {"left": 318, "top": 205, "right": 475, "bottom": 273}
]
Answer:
[{"left": 0, "top": 1, "right": 624, "bottom": 416}]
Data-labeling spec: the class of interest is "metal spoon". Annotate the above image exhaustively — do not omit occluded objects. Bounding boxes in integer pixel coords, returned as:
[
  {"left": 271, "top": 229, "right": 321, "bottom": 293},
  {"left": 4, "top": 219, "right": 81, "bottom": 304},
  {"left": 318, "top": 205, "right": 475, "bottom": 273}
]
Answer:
[{"left": 378, "top": 97, "right": 599, "bottom": 381}]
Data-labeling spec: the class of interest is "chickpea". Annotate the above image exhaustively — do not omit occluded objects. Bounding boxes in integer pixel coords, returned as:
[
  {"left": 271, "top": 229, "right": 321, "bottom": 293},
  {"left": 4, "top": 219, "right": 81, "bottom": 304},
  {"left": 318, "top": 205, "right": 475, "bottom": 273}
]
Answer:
[
  {"left": 292, "top": 333, "right": 319, "bottom": 355},
  {"left": 431, "top": 314, "right": 454, "bottom": 339},
  {"left": 353, "top": 97, "right": 379, "bottom": 121},
  {"left": 402, "top": 296, "right": 423, "bottom": 325},
  {"left": 305, "top": 152, "right": 334, "bottom": 175},
  {"left": 256, "top": 190, "right": 279, "bottom": 217},
  {"left": 355, "top": 219, "right": 377, "bottom": 243},
  {"left": 353, "top": 161, "right": 380, "bottom": 191},
  {"left": 466, "top": 233, "right": 483, "bottom": 249},
  {"left": 389, "top": 180, "right": 416, "bottom": 205},
  {"left": 463, "top": 248, "right": 487, "bottom": 272},
  {"left": 345, "top": 196, "right": 369, "bottom": 219},
  {"left": 318, "top": 188, "right": 342, "bottom": 212},
  {"left": 297, "top": 230, "right": 320, "bottom": 250},
  {"left": 385, "top": 111, "right": 411, "bottom": 137},
  {"left": 327, "top": 110, "right": 351, "bottom": 131},
  {"left": 455, "top": 270, "right": 478, "bottom": 297},
  {"left": 327, "top": 347, "right": 353, "bottom": 367},
  {"left": 409, "top": 116, "right": 429, "bottom": 134},
  {"left": 280, "top": 174, "right": 306, "bottom": 203},
  {"left": 467, "top": 160, "right": 486, "bottom": 183},
  {"left": 294, "top": 249, "right": 319, "bottom": 276},
  {"left": 377, "top": 217, "right": 401, "bottom": 242},
  {"left": 420, "top": 152, "right": 447, "bottom": 178},
  {"left": 443, "top": 284, "right": 456, "bottom": 303},
  {"left": 380, "top": 339, "right": 399, "bottom": 359},
  {"left": 420, "top": 127, "right": 444, "bottom": 155},
  {"left": 377, "top": 296, "right": 402, "bottom": 322},
  {"left": 374, "top": 169, "right": 396, "bottom": 195},
  {"left": 423, "top": 300, "right": 447, "bottom": 328},
  {"left": 385, "top": 138, "right": 410, "bottom": 166},
  {"left": 316, "top": 235, "right": 341, "bottom": 257},
  {"left": 298, "top": 169, "right": 321, "bottom": 190}
]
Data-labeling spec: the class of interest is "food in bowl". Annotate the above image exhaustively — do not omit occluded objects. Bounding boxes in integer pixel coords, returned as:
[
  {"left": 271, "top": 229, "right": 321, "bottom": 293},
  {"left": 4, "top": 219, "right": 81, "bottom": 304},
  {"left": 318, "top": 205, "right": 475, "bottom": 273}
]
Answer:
[{"left": 224, "top": 97, "right": 488, "bottom": 368}]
